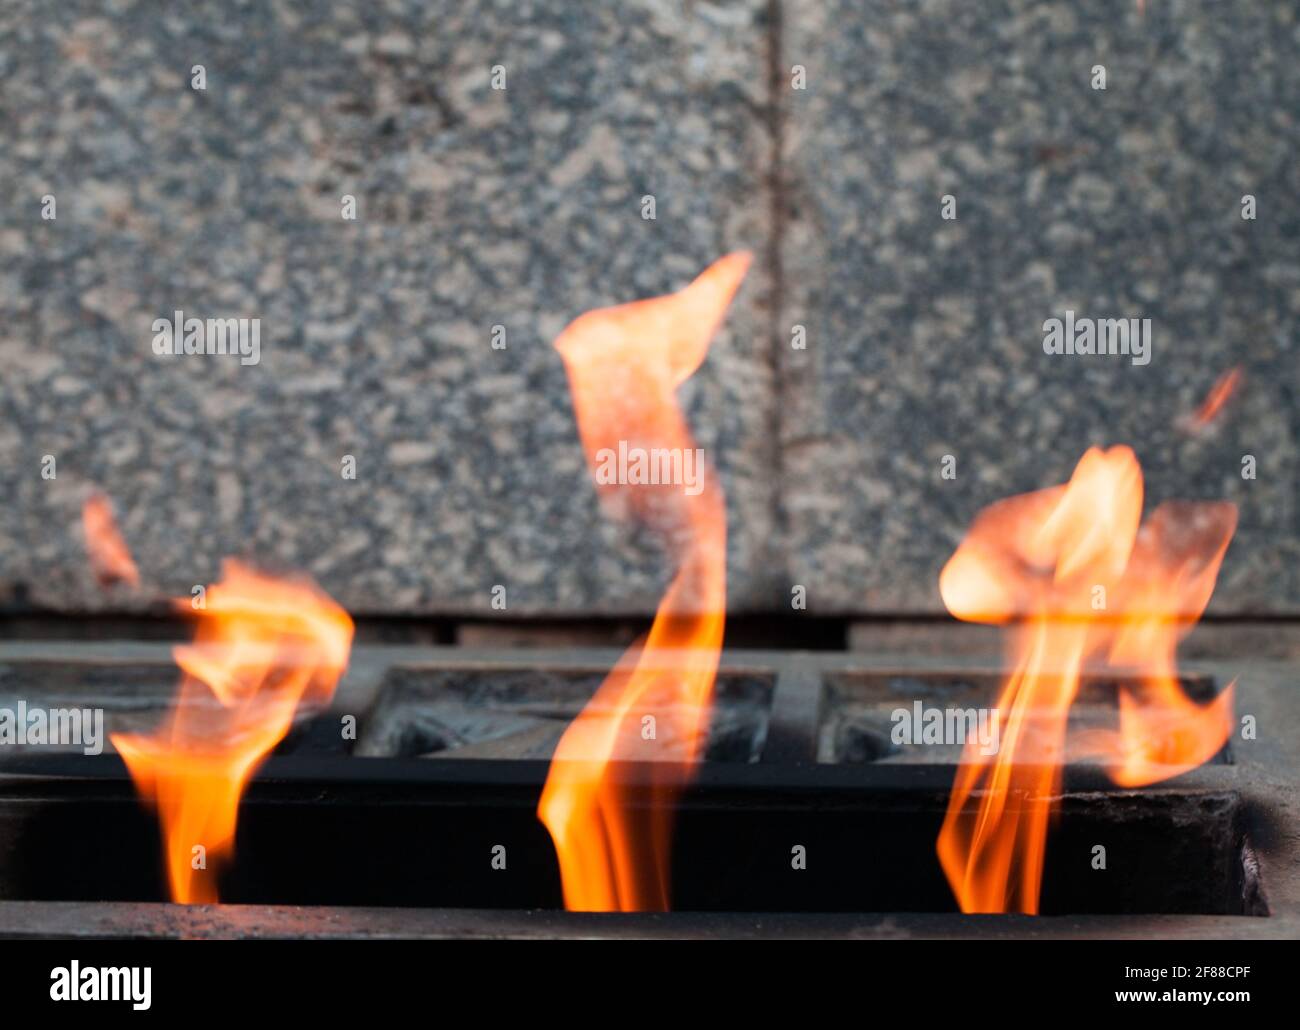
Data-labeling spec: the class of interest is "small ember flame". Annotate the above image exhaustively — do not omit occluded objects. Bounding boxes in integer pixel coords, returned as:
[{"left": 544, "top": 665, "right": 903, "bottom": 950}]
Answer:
[
  {"left": 82, "top": 493, "right": 139, "bottom": 588},
  {"left": 537, "top": 252, "right": 750, "bottom": 911},
  {"left": 1190, "top": 367, "right": 1243, "bottom": 428},
  {"left": 936, "top": 446, "right": 1236, "bottom": 913},
  {"left": 112, "top": 562, "right": 353, "bottom": 903}
]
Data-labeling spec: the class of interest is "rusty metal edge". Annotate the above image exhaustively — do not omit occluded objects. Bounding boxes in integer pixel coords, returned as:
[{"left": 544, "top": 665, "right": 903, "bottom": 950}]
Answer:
[{"left": 0, "top": 901, "right": 1290, "bottom": 940}]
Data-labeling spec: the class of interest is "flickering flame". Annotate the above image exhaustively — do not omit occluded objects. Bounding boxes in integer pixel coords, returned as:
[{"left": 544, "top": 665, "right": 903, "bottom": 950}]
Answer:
[
  {"left": 82, "top": 493, "right": 139, "bottom": 587},
  {"left": 112, "top": 562, "right": 353, "bottom": 903},
  {"left": 1190, "top": 367, "right": 1242, "bottom": 428},
  {"left": 537, "top": 253, "right": 750, "bottom": 911},
  {"left": 936, "top": 446, "right": 1235, "bottom": 913}
]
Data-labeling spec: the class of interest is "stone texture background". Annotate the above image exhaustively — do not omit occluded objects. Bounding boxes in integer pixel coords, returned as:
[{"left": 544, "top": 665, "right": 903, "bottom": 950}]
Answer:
[
  {"left": 782, "top": 0, "right": 1300, "bottom": 614},
  {"left": 0, "top": 0, "right": 1295, "bottom": 617},
  {"left": 0, "top": 0, "right": 778, "bottom": 615}
]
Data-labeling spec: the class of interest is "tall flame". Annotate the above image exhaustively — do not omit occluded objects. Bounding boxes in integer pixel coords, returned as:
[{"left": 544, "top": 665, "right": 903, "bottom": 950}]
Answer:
[
  {"left": 936, "top": 446, "right": 1236, "bottom": 913},
  {"left": 82, "top": 493, "right": 140, "bottom": 587},
  {"left": 112, "top": 562, "right": 353, "bottom": 903},
  {"left": 537, "top": 252, "right": 750, "bottom": 912}
]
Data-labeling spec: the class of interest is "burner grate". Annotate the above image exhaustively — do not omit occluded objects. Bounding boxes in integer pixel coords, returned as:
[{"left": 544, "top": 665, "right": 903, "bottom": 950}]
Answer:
[{"left": 0, "top": 640, "right": 1291, "bottom": 938}]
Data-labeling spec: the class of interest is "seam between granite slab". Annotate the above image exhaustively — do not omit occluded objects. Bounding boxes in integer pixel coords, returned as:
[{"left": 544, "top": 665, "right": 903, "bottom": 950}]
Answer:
[{"left": 765, "top": 0, "right": 792, "bottom": 596}]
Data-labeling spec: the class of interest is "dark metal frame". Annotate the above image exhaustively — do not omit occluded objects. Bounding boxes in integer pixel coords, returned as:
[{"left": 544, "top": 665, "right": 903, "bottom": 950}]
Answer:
[{"left": 0, "top": 641, "right": 1293, "bottom": 938}]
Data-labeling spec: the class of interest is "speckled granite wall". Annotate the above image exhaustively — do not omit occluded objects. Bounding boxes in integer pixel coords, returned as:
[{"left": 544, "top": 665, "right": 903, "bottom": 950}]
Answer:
[
  {"left": 0, "top": 0, "right": 779, "bottom": 615},
  {"left": 1, "top": 0, "right": 1296, "bottom": 617},
  {"left": 780, "top": 0, "right": 1300, "bottom": 614}
]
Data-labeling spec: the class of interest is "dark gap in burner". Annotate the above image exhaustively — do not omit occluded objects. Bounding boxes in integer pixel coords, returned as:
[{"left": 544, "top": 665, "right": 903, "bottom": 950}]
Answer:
[
  {"left": 0, "top": 660, "right": 335, "bottom": 757},
  {"left": 0, "top": 774, "right": 1263, "bottom": 916},
  {"left": 0, "top": 661, "right": 776, "bottom": 763},
  {"left": 355, "top": 667, "right": 772, "bottom": 763},
  {"left": 819, "top": 672, "right": 1233, "bottom": 767},
  {"left": 0, "top": 661, "right": 1236, "bottom": 771},
  {"left": 0, "top": 614, "right": 852, "bottom": 650}
]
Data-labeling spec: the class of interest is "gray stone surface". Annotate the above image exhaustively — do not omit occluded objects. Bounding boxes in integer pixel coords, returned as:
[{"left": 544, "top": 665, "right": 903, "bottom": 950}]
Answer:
[
  {"left": 1, "top": 0, "right": 1298, "bottom": 618},
  {"left": 781, "top": 0, "right": 1300, "bottom": 613},
  {"left": 0, "top": 0, "right": 778, "bottom": 615}
]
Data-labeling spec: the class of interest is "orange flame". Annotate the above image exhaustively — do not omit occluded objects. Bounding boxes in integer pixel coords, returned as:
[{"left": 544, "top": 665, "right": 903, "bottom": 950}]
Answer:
[
  {"left": 1190, "top": 367, "right": 1242, "bottom": 428},
  {"left": 82, "top": 493, "right": 140, "bottom": 587},
  {"left": 537, "top": 253, "right": 750, "bottom": 911},
  {"left": 112, "top": 562, "right": 353, "bottom": 903},
  {"left": 936, "top": 446, "right": 1235, "bottom": 913}
]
